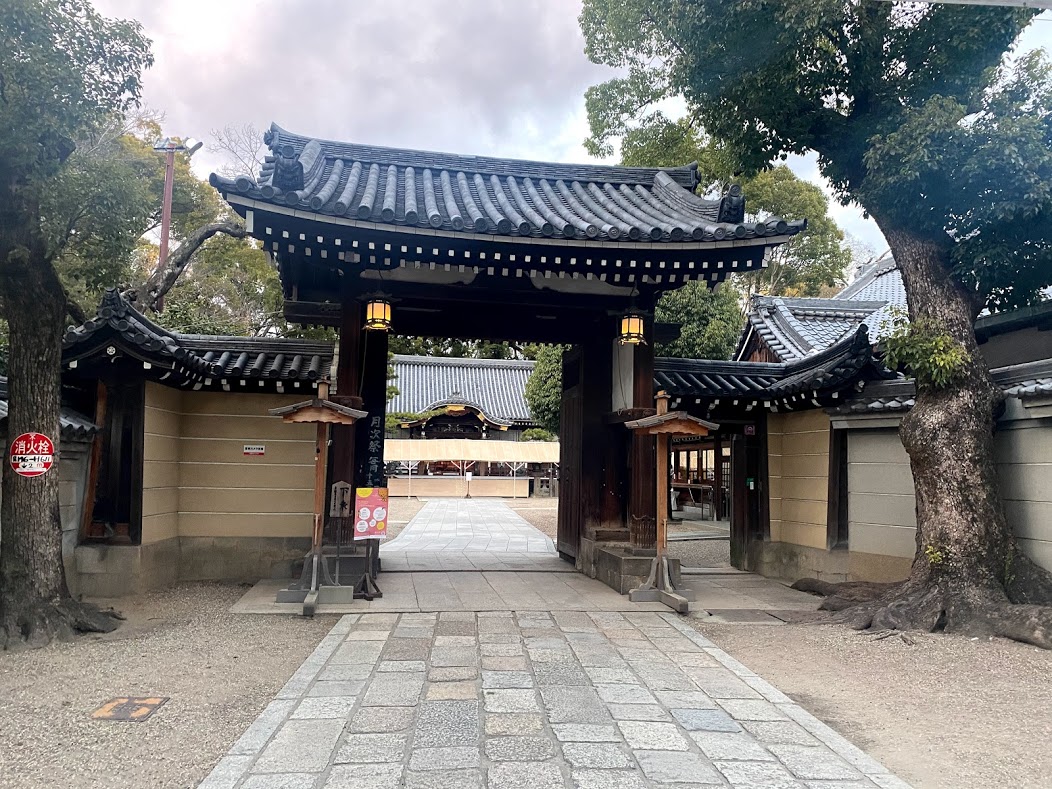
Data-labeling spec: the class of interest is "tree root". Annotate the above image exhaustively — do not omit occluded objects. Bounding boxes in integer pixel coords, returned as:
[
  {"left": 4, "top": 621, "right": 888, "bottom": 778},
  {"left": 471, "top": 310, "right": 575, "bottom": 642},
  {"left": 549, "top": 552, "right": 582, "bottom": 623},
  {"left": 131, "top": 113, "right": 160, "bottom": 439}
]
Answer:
[
  {"left": 0, "top": 599, "right": 122, "bottom": 650},
  {"left": 791, "top": 578, "right": 902, "bottom": 611},
  {"left": 1006, "top": 552, "right": 1052, "bottom": 606},
  {"left": 825, "top": 582, "right": 1052, "bottom": 650}
]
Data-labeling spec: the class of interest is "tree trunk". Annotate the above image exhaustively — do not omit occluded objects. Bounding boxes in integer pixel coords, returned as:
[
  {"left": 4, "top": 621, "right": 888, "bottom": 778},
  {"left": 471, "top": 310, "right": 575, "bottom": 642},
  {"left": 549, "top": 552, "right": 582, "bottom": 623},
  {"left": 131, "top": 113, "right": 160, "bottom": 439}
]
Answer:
[
  {"left": 0, "top": 230, "right": 120, "bottom": 649},
  {"left": 839, "top": 224, "right": 1052, "bottom": 648},
  {"left": 128, "top": 220, "right": 246, "bottom": 311}
]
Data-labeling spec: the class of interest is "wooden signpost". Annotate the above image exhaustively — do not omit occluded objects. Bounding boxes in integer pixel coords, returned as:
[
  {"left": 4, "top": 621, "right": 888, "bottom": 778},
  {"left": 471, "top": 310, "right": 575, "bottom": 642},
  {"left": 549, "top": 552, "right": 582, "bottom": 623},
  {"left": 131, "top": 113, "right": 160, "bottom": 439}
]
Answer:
[
  {"left": 625, "top": 391, "right": 718, "bottom": 613},
  {"left": 270, "top": 384, "right": 366, "bottom": 616}
]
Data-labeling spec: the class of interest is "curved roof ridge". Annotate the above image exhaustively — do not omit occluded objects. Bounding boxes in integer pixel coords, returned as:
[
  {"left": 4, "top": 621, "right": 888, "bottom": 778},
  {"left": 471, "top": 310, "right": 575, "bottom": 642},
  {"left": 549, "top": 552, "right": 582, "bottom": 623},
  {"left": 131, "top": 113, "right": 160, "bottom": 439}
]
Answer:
[
  {"left": 210, "top": 123, "right": 806, "bottom": 246},
  {"left": 264, "top": 123, "right": 700, "bottom": 189},
  {"left": 391, "top": 354, "right": 535, "bottom": 369},
  {"left": 421, "top": 397, "right": 514, "bottom": 428}
]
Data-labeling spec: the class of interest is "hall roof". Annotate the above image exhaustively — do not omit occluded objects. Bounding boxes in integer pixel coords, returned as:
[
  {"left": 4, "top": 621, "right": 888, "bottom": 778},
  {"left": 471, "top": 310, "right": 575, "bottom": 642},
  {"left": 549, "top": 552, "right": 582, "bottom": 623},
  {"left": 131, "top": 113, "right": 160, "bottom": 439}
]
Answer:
[
  {"left": 62, "top": 290, "right": 334, "bottom": 393},
  {"left": 829, "top": 358, "right": 1052, "bottom": 416},
  {"left": 735, "top": 255, "right": 906, "bottom": 362},
  {"left": 0, "top": 378, "right": 97, "bottom": 441},
  {"left": 388, "top": 355, "right": 535, "bottom": 426},
  {"left": 211, "top": 124, "right": 804, "bottom": 246},
  {"left": 657, "top": 325, "right": 890, "bottom": 413}
]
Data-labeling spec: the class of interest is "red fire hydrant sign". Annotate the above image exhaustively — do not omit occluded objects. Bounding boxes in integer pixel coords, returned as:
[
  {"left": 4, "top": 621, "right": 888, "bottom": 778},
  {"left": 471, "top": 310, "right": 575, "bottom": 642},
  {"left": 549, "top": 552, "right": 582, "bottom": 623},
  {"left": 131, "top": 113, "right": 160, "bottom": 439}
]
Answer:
[
  {"left": 353, "top": 487, "right": 389, "bottom": 541},
  {"left": 10, "top": 433, "right": 56, "bottom": 478}
]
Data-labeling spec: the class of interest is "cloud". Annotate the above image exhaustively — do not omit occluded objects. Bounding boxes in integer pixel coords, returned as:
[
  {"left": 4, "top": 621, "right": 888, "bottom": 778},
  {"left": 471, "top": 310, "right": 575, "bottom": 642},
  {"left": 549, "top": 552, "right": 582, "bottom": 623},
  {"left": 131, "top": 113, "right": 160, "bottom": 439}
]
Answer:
[{"left": 91, "top": 0, "right": 612, "bottom": 178}]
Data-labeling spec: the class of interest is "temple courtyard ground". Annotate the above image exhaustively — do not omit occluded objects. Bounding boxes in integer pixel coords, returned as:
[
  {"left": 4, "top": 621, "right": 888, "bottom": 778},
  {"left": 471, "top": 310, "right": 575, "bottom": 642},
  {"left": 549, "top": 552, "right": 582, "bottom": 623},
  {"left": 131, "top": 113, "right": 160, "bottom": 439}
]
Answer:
[{"left": 0, "top": 499, "right": 1047, "bottom": 788}]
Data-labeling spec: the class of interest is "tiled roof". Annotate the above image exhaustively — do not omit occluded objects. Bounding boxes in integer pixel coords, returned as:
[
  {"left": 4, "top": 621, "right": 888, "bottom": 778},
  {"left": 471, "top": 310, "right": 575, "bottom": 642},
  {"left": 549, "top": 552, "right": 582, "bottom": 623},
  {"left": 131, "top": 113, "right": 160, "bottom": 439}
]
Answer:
[
  {"left": 388, "top": 355, "right": 536, "bottom": 425},
  {"left": 209, "top": 123, "right": 805, "bottom": 245},
  {"left": 0, "top": 378, "right": 97, "bottom": 441},
  {"left": 63, "top": 289, "right": 334, "bottom": 391},
  {"left": 658, "top": 326, "right": 889, "bottom": 411},
  {"left": 829, "top": 359, "right": 1052, "bottom": 415},
  {"left": 738, "top": 296, "right": 884, "bottom": 362},
  {"left": 735, "top": 255, "right": 906, "bottom": 362}
]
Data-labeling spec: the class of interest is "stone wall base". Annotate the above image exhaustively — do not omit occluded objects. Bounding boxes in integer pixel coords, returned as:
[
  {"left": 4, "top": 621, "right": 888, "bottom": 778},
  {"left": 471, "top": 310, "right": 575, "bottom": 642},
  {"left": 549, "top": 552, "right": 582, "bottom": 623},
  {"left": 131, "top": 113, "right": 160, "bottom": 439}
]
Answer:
[
  {"left": 73, "top": 536, "right": 310, "bottom": 597},
  {"left": 745, "top": 540, "right": 911, "bottom": 585},
  {"left": 578, "top": 537, "right": 681, "bottom": 595}
]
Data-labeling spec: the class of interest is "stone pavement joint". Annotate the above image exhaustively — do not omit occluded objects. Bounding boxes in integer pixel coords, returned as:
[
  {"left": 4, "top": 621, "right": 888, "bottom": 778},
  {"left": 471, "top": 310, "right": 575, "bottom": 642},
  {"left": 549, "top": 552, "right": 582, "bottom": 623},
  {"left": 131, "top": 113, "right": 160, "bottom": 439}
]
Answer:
[{"left": 198, "top": 609, "right": 914, "bottom": 788}]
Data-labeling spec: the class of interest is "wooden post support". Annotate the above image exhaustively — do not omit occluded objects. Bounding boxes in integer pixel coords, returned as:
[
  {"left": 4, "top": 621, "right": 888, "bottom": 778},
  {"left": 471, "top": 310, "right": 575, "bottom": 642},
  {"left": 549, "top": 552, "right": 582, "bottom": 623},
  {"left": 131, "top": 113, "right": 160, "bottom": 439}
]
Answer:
[
  {"left": 655, "top": 393, "right": 669, "bottom": 561},
  {"left": 625, "top": 392, "right": 717, "bottom": 614}
]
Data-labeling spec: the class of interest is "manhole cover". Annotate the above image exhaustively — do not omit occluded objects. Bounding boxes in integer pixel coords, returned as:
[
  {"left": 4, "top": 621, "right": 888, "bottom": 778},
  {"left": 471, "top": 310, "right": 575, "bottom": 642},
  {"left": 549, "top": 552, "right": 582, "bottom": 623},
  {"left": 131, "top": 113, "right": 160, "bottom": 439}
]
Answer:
[{"left": 92, "top": 697, "right": 169, "bottom": 721}]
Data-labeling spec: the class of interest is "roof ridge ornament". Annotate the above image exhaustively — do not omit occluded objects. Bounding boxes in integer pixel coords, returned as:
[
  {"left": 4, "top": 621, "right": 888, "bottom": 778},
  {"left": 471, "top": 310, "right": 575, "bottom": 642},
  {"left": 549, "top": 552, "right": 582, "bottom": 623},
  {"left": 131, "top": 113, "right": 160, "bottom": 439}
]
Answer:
[
  {"left": 271, "top": 144, "right": 304, "bottom": 192},
  {"left": 717, "top": 184, "right": 745, "bottom": 224}
]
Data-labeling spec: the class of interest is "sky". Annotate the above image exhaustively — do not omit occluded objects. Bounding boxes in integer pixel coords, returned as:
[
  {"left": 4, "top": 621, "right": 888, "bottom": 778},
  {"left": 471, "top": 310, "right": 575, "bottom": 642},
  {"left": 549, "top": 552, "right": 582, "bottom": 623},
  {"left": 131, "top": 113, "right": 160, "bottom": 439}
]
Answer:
[{"left": 92, "top": 0, "right": 1052, "bottom": 255}]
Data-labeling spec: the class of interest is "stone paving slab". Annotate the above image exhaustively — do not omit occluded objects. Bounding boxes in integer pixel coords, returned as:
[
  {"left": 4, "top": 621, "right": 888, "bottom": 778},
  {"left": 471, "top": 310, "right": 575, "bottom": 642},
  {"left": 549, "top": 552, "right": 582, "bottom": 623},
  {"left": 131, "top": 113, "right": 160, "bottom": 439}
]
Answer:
[
  {"left": 381, "top": 499, "right": 558, "bottom": 557},
  {"left": 197, "top": 611, "right": 914, "bottom": 789}
]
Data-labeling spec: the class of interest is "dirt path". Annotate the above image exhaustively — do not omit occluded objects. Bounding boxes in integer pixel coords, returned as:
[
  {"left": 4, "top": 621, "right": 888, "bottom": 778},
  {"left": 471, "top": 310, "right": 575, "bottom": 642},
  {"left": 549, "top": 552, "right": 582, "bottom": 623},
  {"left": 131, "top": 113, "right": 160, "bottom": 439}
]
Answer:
[
  {"left": 694, "top": 620, "right": 1052, "bottom": 789},
  {"left": 0, "top": 583, "right": 333, "bottom": 789}
]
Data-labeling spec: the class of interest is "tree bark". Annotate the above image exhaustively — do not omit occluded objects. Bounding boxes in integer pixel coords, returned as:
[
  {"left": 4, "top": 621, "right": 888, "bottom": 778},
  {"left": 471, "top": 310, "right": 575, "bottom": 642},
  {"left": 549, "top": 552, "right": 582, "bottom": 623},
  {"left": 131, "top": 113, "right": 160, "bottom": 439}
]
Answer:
[
  {"left": 0, "top": 205, "right": 120, "bottom": 649},
  {"left": 834, "top": 223, "right": 1052, "bottom": 648},
  {"left": 128, "top": 220, "right": 246, "bottom": 311}
]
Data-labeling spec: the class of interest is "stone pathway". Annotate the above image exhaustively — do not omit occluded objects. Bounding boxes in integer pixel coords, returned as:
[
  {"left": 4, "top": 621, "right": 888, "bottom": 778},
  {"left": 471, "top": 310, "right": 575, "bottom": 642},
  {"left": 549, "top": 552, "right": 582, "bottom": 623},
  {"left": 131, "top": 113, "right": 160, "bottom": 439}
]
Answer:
[
  {"left": 382, "top": 499, "right": 556, "bottom": 553},
  {"left": 199, "top": 610, "right": 913, "bottom": 789}
]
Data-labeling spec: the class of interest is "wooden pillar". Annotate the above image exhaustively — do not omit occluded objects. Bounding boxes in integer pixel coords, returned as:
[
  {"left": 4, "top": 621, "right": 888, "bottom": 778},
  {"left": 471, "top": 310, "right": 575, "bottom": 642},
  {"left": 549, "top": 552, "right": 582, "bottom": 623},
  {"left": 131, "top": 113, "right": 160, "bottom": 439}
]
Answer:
[
  {"left": 581, "top": 324, "right": 618, "bottom": 536},
  {"left": 628, "top": 319, "right": 656, "bottom": 550},
  {"left": 354, "top": 327, "right": 389, "bottom": 489},
  {"left": 714, "top": 435, "right": 723, "bottom": 520},
  {"left": 330, "top": 301, "right": 362, "bottom": 486}
]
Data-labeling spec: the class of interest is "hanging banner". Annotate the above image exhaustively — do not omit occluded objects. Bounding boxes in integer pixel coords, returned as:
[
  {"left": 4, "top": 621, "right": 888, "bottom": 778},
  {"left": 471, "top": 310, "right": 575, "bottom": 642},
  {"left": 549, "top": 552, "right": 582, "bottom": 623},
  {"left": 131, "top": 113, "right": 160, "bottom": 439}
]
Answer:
[
  {"left": 353, "top": 487, "right": 389, "bottom": 541},
  {"left": 10, "top": 433, "right": 56, "bottom": 478}
]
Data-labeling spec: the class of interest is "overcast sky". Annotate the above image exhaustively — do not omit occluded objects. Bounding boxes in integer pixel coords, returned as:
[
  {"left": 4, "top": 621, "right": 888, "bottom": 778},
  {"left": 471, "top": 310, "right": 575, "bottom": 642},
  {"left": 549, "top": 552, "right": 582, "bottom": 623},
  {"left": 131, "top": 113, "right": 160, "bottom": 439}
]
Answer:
[{"left": 92, "top": 1, "right": 1052, "bottom": 254}]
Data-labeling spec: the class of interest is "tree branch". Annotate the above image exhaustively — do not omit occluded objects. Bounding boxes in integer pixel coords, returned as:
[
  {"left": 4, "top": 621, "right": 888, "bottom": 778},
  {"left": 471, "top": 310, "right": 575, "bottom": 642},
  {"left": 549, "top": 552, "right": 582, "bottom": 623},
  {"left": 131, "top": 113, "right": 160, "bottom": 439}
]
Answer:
[{"left": 129, "top": 221, "right": 247, "bottom": 311}]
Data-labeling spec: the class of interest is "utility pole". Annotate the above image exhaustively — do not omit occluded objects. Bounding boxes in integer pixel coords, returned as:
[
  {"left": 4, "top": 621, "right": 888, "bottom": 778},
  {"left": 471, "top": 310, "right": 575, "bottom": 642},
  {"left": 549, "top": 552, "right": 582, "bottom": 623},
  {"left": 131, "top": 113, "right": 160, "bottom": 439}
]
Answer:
[{"left": 152, "top": 136, "right": 202, "bottom": 310}]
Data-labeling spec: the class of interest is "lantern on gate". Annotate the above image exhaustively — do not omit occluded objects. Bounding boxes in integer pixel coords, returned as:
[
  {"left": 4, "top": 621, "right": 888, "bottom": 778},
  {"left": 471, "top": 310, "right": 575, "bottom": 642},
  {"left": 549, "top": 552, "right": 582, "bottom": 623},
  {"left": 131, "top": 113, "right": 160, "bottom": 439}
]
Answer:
[
  {"left": 364, "top": 298, "right": 392, "bottom": 331},
  {"left": 618, "top": 312, "right": 646, "bottom": 345}
]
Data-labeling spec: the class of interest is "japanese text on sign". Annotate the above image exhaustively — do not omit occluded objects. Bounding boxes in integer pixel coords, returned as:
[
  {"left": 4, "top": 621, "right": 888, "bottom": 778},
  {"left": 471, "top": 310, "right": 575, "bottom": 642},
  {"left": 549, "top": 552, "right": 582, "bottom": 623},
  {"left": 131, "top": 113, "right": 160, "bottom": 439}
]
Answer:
[
  {"left": 353, "top": 487, "right": 389, "bottom": 541},
  {"left": 10, "top": 433, "right": 55, "bottom": 478}
]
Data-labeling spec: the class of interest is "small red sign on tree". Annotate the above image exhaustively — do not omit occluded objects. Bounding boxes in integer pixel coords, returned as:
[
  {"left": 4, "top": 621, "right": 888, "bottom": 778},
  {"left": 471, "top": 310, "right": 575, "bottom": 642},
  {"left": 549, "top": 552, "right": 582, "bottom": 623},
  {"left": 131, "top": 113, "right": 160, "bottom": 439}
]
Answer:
[{"left": 10, "top": 433, "right": 55, "bottom": 478}]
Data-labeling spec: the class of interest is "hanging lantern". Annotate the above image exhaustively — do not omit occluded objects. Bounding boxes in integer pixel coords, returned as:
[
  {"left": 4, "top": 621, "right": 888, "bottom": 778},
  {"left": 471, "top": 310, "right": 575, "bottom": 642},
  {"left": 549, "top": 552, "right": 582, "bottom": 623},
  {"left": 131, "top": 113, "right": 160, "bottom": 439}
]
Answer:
[
  {"left": 618, "top": 312, "right": 646, "bottom": 345},
  {"left": 364, "top": 298, "right": 392, "bottom": 331}
]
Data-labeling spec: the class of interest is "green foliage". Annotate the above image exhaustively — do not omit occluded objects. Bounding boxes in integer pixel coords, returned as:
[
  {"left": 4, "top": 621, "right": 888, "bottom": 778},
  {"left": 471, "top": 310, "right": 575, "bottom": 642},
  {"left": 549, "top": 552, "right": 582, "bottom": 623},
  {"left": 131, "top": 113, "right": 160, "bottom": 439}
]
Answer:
[
  {"left": 882, "top": 312, "right": 969, "bottom": 391},
  {"left": 385, "top": 409, "right": 442, "bottom": 433},
  {"left": 615, "top": 117, "right": 850, "bottom": 297},
  {"left": 388, "top": 337, "right": 517, "bottom": 359},
  {"left": 154, "top": 235, "right": 284, "bottom": 336},
  {"left": 525, "top": 345, "right": 566, "bottom": 434},
  {"left": 521, "top": 428, "right": 556, "bottom": 442},
  {"left": 925, "top": 544, "right": 945, "bottom": 566},
  {"left": 0, "top": 0, "right": 152, "bottom": 188},
  {"left": 655, "top": 283, "right": 742, "bottom": 360},
  {"left": 580, "top": 1, "right": 1052, "bottom": 311}
]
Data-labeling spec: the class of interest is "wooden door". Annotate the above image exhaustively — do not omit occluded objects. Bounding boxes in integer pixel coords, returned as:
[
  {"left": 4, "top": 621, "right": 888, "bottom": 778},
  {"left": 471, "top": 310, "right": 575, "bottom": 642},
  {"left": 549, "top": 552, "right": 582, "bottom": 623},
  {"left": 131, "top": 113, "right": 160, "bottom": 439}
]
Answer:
[{"left": 556, "top": 350, "right": 582, "bottom": 559}]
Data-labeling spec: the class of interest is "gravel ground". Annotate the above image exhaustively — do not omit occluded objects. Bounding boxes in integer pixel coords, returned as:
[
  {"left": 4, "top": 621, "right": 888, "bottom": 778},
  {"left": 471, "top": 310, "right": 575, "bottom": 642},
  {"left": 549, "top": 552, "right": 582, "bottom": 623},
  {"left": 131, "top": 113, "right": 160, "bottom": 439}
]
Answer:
[
  {"left": 505, "top": 500, "right": 558, "bottom": 539},
  {"left": 667, "top": 537, "right": 731, "bottom": 568},
  {"left": 0, "top": 583, "right": 333, "bottom": 789},
  {"left": 692, "top": 620, "right": 1052, "bottom": 789}
]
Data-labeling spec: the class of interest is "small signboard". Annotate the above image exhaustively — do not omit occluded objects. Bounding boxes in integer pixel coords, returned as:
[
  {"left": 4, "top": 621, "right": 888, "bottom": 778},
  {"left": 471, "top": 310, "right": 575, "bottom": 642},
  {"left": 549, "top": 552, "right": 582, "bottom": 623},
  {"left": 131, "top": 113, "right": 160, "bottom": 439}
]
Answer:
[
  {"left": 10, "top": 433, "right": 55, "bottom": 478},
  {"left": 744, "top": 424, "right": 756, "bottom": 436},
  {"left": 243, "top": 444, "right": 266, "bottom": 456},
  {"left": 353, "top": 487, "right": 389, "bottom": 541}
]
